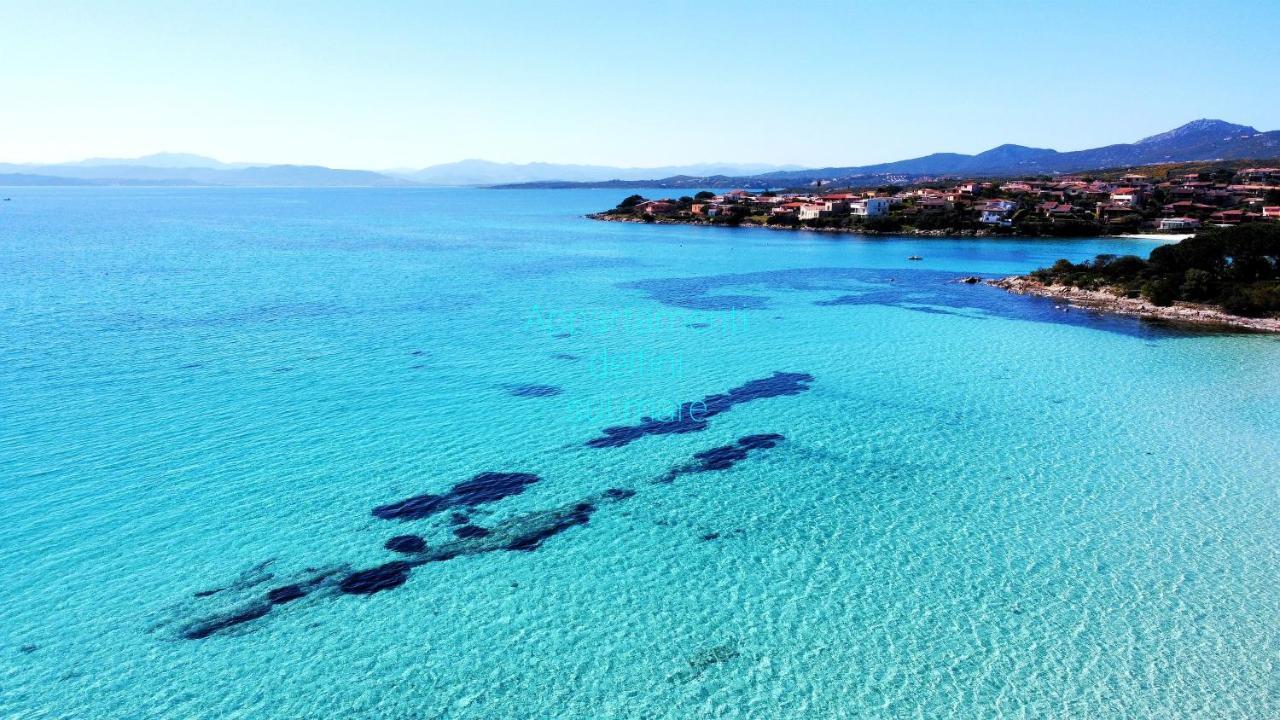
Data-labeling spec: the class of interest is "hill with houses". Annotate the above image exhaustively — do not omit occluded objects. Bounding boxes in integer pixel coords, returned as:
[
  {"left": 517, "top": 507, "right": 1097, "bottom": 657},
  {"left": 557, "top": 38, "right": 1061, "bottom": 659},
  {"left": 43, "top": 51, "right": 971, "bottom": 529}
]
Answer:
[{"left": 592, "top": 161, "right": 1280, "bottom": 237}]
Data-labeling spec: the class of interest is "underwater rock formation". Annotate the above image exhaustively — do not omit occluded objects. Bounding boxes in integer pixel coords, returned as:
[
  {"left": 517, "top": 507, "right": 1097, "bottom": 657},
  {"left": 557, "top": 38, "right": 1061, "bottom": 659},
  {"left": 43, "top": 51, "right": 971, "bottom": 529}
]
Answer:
[
  {"left": 179, "top": 492, "right": 626, "bottom": 639},
  {"left": 177, "top": 398, "right": 798, "bottom": 639},
  {"left": 384, "top": 535, "right": 427, "bottom": 553},
  {"left": 585, "top": 373, "right": 811, "bottom": 448},
  {"left": 190, "top": 558, "right": 275, "bottom": 599},
  {"left": 372, "top": 472, "right": 541, "bottom": 521},
  {"left": 668, "top": 642, "right": 741, "bottom": 683},
  {"left": 657, "top": 433, "right": 785, "bottom": 483},
  {"left": 180, "top": 565, "right": 347, "bottom": 640},
  {"left": 339, "top": 562, "right": 413, "bottom": 595}
]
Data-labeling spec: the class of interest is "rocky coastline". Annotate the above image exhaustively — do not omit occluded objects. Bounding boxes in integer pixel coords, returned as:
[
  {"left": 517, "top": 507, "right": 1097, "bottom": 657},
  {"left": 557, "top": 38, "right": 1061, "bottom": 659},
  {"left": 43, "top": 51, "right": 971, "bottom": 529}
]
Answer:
[{"left": 989, "top": 276, "right": 1280, "bottom": 333}]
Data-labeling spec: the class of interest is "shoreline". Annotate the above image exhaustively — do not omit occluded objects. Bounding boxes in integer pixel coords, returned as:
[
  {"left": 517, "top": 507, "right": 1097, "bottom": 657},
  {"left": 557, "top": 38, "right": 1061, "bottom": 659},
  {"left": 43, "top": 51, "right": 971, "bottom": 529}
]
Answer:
[
  {"left": 989, "top": 276, "right": 1280, "bottom": 333},
  {"left": 1112, "top": 232, "right": 1194, "bottom": 242},
  {"left": 586, "top": 213, "right": 1193, "bottom": 240}
]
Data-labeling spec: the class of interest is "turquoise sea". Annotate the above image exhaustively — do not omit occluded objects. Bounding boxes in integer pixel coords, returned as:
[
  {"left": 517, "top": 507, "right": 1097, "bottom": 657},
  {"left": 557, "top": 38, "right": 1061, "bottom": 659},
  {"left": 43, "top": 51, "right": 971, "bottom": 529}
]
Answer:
[{"left": 2, "top": 187, "right": 1277, "bottom": 719}]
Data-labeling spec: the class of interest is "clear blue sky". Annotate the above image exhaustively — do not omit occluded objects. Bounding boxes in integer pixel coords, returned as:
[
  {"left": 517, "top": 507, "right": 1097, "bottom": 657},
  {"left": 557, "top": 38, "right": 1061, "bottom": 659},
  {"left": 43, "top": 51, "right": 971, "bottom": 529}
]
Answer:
[{"left": 2, "top": 0, "right": 1277, "bottom": 169}]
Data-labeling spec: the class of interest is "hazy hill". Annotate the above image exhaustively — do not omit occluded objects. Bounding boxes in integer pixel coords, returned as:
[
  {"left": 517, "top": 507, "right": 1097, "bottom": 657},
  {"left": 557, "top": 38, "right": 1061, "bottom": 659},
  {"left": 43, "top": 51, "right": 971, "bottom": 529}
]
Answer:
[
  {"left": 0, "top": 160, "right": 417, "bottom": 187},
  {"left": 394, "top": 159, "right": 805, "bottom": 186},
  {"left": 0, "top": 155, "right": 795, "bottom": 187},
  {"left": 6, "top": 121, "right": 1277, "bottom": 188},
  {"left": 63, "top": 152, "right": 240, "bottom": 169}
]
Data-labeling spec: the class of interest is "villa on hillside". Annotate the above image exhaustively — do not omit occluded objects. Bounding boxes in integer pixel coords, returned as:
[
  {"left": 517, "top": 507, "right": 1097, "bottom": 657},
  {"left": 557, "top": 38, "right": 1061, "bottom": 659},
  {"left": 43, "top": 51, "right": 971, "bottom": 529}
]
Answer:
[
  {"left": 851, "top": 197, "right": 891, "bottom": 217},
  {"left": 979, "top": 199, "right": 1017, "bottom": 225},
  {"left": 1158, "top": 217, "right": 1201, "bottom": 230},
  {"left": 1110, "top": 187, "right": 1145, "bottom": 206}
]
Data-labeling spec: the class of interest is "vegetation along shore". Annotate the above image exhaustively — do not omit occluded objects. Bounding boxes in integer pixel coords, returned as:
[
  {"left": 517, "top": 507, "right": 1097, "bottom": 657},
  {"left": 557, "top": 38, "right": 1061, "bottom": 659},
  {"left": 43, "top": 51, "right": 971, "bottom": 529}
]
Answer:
[{"left": 993, "top": 223, "right": 1280, "bottom": 332}]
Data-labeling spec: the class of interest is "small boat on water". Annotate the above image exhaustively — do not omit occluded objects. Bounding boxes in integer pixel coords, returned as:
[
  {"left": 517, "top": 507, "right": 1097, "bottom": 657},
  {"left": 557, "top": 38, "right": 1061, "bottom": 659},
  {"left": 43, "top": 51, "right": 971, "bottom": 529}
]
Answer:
[{"left": 907, "top": 255, "right": 923, "bottom": 261}]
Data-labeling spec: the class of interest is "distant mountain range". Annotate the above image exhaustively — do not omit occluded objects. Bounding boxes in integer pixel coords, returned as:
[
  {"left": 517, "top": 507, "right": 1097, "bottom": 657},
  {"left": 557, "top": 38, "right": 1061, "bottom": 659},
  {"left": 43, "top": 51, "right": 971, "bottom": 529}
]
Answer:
[
  {"left": 0, "top": 155, "right": 800, "bottom": 187},
  {"left": 0, "top": 156, "right": 412, "bottom": 187},
  {"left": 391, "top": 160, "right": 803, "bottom": 186},
  {"left": 755, "top": 119, "right": 1280, "bottom": 183},
  {"left": 2, "top": 120, "right": 1277, "bottom": 188},
  {"left": 498, "top": 119, "right": 1280, "bottom": 189},
  {"left": 59, "top": 152, "right": 245, "bottom": 169}
]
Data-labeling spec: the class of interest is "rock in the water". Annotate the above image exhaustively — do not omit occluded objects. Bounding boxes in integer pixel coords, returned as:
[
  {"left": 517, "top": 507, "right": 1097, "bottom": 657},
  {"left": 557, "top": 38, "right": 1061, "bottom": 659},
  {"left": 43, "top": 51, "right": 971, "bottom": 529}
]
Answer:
[
  {"left": 339, "top": 562, "right": 412, "bottom": 595},
  {"left": 267, "top": 584, "right": 307, "bottom": 605},
  {"left": 504, "top": 503, "right": 594, "bottom": 552},
  {"left": 659, "top": 433, "right": 786, "bottom": 482},
  {"left": 183, "top": 603, "right": 272, "bottom": 640},
  {"left": 452, "top": 524, "right": 491, "bottom": 539},
  {"left": 586, "top": 373, "right": 811, "bottom": 448},
  {"left": 373, "top": 472, "right": 540, "bottom": 520},
  {"left": 384, "top": 535, "right": 427, "bottom": 553}
]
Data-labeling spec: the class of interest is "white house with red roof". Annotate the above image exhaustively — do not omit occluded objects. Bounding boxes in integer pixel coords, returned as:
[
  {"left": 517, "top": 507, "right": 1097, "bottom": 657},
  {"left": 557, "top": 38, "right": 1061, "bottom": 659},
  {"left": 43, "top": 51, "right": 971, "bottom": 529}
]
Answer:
[
  {"left": 1110, "top": 187, "right": 1145, "bottom": 207},
  {"left": 798, "top": 203, "right": 825, "bottom": 220}
]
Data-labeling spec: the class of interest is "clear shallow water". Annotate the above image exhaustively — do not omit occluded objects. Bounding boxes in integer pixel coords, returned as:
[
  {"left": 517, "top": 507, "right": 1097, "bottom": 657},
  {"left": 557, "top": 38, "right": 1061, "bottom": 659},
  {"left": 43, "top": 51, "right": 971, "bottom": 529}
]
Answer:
[{"left": 1, "top": 188, "right": 1277, "bottom": 718}]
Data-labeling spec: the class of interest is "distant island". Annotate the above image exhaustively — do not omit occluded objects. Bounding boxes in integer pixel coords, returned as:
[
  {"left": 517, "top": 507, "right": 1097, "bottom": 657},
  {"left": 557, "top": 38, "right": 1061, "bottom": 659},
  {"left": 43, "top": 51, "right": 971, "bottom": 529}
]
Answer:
[
  {"left": 992, "top": 223, "right": 1280, "bottom": 332},
  {"left": 589, "top": 162, "right": 1280, "bottom": 237}
]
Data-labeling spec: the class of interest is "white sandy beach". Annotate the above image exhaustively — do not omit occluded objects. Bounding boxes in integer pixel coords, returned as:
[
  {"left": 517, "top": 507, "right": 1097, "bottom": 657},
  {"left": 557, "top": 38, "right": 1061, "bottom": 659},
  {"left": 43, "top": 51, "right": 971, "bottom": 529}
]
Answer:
[{"left": 1115, "top": 233, "right": 1195, "bottom": 242}]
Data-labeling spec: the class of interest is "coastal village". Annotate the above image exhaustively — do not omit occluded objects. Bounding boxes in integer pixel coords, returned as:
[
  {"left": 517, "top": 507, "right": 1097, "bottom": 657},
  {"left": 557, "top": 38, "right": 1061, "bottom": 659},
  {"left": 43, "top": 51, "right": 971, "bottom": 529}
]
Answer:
[{"left": 597, "top": 166, "right": 1280, "bottom": 236}]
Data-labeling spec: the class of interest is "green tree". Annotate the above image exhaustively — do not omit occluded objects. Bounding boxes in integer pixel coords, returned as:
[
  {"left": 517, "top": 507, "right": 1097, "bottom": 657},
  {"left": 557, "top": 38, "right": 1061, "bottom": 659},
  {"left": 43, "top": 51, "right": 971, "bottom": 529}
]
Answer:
[
  {"left": 1179, "top": 269, "right": 1215, "bottom": 301},
  {"left": 618, "top": 194, "right": 645, "bottom": 210},
  {"left": 1141, "top": 277, "right": 1179, "bottom": 306}
]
